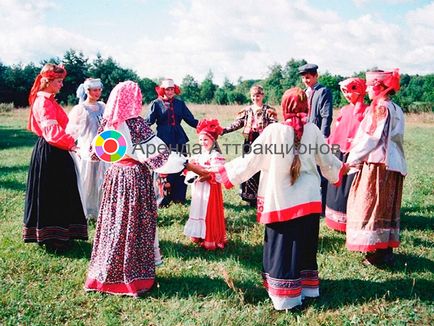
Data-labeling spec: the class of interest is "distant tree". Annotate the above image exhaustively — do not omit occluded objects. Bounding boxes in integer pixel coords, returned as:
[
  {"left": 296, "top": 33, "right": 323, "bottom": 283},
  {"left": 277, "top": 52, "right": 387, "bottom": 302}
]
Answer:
[
  {"left": 318, "top": 72, "right": 344, "bottom": 108},
  {"left": 180, "top": 74, "right": 201, "bottom": 103},
  {"left": 227, "top": 91, "right": 248, "bottom": 104},
  {"left": 213, "top": 88, "right": 229, "bottom": 105},
  {"left": 0, "top": 63, "right": 39, "bottom": 107},
  {"left": 59, "top": 49, "right": 90, "bottom": 105},
  {"left": 89, "top": 54, "right": 142, "bottom": 103},
  {"left": 263, "top": 64, "right": 284, "bottom": 105},
  {"left": 281, "top": 58, "right": 307, "bottom": 90},
  {"left": 199, "top": 70, "right": 217, "bottom": 103},
  {"left": 139, "top": 77, "right": 157, "bottom": 104}
]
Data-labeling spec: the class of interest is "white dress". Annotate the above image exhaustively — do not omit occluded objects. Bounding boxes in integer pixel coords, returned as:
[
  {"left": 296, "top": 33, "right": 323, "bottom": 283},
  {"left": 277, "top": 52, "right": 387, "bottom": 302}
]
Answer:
[
  {"left": 66, "top": 101, "right": 108, "bottom": 218},
  {"left": 184, "top": 150, "right": 225, "bottom": 239}
]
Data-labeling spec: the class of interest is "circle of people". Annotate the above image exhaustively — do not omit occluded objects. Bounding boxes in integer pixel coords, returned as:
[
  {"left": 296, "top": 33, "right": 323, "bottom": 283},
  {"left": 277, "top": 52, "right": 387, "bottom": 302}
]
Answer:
[{"left": 23, "top": 62, "right": 406, "bottom": 311}]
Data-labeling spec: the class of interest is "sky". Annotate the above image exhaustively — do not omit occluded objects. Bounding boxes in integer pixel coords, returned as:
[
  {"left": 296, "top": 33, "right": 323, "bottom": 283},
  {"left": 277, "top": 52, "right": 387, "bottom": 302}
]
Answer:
[{"left": 1, "top": 0, "right": 433, "bottom": 85}]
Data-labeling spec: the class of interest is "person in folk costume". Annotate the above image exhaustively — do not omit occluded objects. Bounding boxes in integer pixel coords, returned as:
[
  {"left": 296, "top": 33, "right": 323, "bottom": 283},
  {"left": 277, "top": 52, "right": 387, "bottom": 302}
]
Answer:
[
  {"left": 212, "top": 87, "right": 348, "bottom": 310},
  {"left": 325, "top": 78, "right": 369, "bottom": 232},
  {"left": 184, "top": 119, "right": 227, "bottom": 250},
  {"left": 24, "top": 63, "right": 87, "bottom": 252},
  {"left": 84, "top": 81, "right": 170, "bottom": 296},
  {"left": 221, "top": 85, "right": 277, "bottom": 207},
  {"left": 66, "top": 78, "right": 107, "bottom": 219},
  {"left": 346, "top": 69, "right": 406, "bottom": 267},
  {"left": 145, "top": 78, "right": 198, "bottom": 207},
  {"left": 84, "top": 81, "right": 207, "bottom": 296},
  {"left": 298, "top": 63, "right": 334, "bottom": 215}
]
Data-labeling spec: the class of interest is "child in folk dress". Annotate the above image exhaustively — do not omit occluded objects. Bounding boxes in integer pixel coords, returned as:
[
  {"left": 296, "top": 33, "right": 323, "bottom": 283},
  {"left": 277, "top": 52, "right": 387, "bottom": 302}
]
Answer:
[{"left": 184, "top": 119, "right": 227, "bottom": 250}]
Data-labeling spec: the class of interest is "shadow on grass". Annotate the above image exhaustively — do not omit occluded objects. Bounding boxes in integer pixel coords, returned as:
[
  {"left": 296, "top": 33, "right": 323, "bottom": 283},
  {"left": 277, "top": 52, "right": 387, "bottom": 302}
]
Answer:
[
  {"left": 0, "top": 165, "right": 29, "bottom": 192},
  {"left": 401, "top": 205, "right": 434, "bottom": 231},
  {"left": 0, "top": 179, "right": 26, "bottom": 192},
  {"left": 0, "top": 126, "right": 36, "bottom": 150},
  {"left": 147, "top": 275, "right": 268, "bottom": 304},
  {"left": 316, "top": 277, "right": 433, "bottom": 309},
  {"left": 160, "top": 238, "right": 263, "bottom": 271},
  {"left": 41, "top": 240, "right": 93, "bottom": 260}
]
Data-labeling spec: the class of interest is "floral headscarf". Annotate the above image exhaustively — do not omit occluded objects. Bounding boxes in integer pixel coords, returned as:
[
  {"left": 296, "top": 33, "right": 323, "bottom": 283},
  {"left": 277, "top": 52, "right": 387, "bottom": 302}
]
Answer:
[{"left": 103, "top": 81, "right": 143, "bottom": 129}]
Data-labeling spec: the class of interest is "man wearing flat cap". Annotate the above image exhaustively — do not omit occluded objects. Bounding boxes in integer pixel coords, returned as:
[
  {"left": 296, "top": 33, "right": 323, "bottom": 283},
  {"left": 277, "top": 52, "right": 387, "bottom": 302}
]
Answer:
[
  {"left": 298, "top": 63, "right": 333, "bottom": 215},
  {"left": 298, "top": 63, "right": 333, "bottom": 137}
]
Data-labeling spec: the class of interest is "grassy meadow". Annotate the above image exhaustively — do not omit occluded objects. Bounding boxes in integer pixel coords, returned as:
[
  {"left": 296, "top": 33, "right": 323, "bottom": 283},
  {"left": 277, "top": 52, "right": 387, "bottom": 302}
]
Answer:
[{"left": 0, "top": 105, "right": 433, "bottom": 325}]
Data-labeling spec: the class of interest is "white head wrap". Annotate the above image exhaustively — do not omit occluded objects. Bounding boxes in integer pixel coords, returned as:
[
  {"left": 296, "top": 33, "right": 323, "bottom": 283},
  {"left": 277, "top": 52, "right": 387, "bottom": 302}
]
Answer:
[{"left": 76, "top": 78, "right": 104, "bottom": 103}]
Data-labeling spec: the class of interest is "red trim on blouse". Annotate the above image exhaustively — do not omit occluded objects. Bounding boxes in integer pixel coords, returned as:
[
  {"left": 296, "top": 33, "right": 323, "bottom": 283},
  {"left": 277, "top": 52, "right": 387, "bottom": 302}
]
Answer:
[
  {"left": 218, "top": 166, "right": 234, "bottom": 189},
  {"left": 84, "top": 278, "right": 154, "bottom": 296},
  {"left": 257, "top": 201, "right": 322, "bottom": 224}
]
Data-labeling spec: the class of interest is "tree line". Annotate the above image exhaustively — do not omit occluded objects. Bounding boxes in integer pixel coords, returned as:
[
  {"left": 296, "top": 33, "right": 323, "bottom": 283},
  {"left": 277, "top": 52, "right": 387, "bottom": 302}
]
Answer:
[{"left": 0, "top": 49, "right": 433, "bottom": 112}]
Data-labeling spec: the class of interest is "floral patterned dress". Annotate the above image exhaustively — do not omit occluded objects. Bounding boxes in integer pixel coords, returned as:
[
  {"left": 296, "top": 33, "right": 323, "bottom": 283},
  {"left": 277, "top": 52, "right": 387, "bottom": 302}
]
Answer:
[{"left": 85, "top": 117, "right": 169, "bottom": 296}]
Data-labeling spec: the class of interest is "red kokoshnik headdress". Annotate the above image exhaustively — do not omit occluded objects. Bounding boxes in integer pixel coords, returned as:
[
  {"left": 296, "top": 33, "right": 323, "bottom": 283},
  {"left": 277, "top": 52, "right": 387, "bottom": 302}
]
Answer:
[{"left": 196, "top": 119, "right": 223, "bottom": 141}]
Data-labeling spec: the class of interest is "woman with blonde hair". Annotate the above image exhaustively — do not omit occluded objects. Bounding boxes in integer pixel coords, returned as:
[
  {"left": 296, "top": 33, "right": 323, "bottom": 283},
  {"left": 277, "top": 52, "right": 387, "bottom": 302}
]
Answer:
[
  {"left": 24, "top": 63, "right": 87, "bottom": 252},
  {"left": 213, "top": 87, "right": 347, "bottom": 310}
]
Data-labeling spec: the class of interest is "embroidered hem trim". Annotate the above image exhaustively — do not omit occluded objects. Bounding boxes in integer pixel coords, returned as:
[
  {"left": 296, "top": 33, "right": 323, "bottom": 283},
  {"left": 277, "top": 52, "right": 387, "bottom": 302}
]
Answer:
[{"left": 84, "top": 278, "right": 154, "bottom": 297}]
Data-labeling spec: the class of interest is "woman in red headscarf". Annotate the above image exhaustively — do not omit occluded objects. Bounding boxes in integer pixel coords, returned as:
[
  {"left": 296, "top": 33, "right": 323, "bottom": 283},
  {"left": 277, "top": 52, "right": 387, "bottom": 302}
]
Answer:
[
  {"left": 325, "top": 78, "right": 369, "bottom": 232},
  {"left": 212, "top": 87, "right": 348, "bottom": 310},
  {"left": 24, "top": 63, "right": 87, "bottom": 251},
  {"left": 183, "top": 119, "right": 226, "bottom": 250},
  {"left": 346, "top": 69, "right": 406, "bottom": 266}
]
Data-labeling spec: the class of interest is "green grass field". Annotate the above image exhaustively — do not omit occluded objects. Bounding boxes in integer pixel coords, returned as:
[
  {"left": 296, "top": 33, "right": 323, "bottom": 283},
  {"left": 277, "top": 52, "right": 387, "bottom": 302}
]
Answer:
[{"left": 0, "top": 107, "right": 433, "bottom": 325}]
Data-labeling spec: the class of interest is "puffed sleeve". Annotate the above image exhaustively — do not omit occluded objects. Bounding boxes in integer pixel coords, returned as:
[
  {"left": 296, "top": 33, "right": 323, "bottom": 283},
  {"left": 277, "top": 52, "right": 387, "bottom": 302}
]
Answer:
[
  {"left": 34, "top": 97, "right": 75, "bottom": 150},
  {"left": 313, "top": 127, "right": 345, "bottom": 185},
  {"left": 66, "top": 104, "right": 87, "bottom": 139},
  {"left": 118, "top": 122, "right": 169, "bottom": 170},
  {"left": 347, "top": 105, "right": 389, "bottom": 165}
]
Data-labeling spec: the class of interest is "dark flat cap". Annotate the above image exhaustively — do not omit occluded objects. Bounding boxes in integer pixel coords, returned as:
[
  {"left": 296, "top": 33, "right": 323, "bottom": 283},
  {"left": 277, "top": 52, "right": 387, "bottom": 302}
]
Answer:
[{"left": 298, "top": 63, "right": 318, "bottom": 75}]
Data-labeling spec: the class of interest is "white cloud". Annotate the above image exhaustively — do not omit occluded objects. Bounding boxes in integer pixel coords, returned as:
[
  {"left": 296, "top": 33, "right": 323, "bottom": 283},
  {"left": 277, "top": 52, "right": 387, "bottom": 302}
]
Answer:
[
  {"left": 0, "top": 0, "right": 104, "bottom": 65},
  {"left": 0, "top": 0, "right": 433, "bottom": 84}
]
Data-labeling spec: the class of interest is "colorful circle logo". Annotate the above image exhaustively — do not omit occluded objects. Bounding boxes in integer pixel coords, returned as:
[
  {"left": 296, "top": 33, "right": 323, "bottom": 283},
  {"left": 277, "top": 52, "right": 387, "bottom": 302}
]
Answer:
[{"left": 94, "top": 130, "right": 127, "bottom": 163}]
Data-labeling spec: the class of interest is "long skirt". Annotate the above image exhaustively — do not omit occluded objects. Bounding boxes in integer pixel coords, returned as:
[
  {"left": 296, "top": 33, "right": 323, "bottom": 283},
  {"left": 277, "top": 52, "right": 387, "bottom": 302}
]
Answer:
[
  {"left": 240, "top": 135, "right": 260, "bottom": 205},
  {"left": 74, "top": 157, "right": 107, "bottom": 219},
  {"left": 23, "top": 138, "right": 87, "bottom": 243},
  {"left": 85, "top": 164, "right": 157, "bottom": 296},
  {"left": 346, "top": 163, "right": 404, "bottom": 252},
  {"left": 325, "top": 152, "right": 355, "bottom": 232},
  {"left": 262, "top": 214, "right": 320, "bottom": 310}
]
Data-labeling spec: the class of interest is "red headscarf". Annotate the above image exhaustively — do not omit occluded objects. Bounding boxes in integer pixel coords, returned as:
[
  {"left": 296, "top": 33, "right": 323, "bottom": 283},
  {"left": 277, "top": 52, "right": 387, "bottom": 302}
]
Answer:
[
  {"left": 28, "top": 65, "right": 67, "bottom": 106},
  {"left": 328, "top": 77, "right": 368, "bottom": 152},
  {"left": 281, "top": 87, "right": 309, "bottom": 141},
  {"left": 103, "top": 81, "right": 143, "bottom": 129},
  {"left": 196, "top": 119, "right": 223, "bottom": 141}
]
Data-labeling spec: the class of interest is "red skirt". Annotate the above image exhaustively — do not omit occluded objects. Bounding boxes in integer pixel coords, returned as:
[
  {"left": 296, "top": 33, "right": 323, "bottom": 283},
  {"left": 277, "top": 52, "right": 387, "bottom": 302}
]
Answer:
[{"left": 200, "top": 183, "right": 226, "bottom": 250}]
